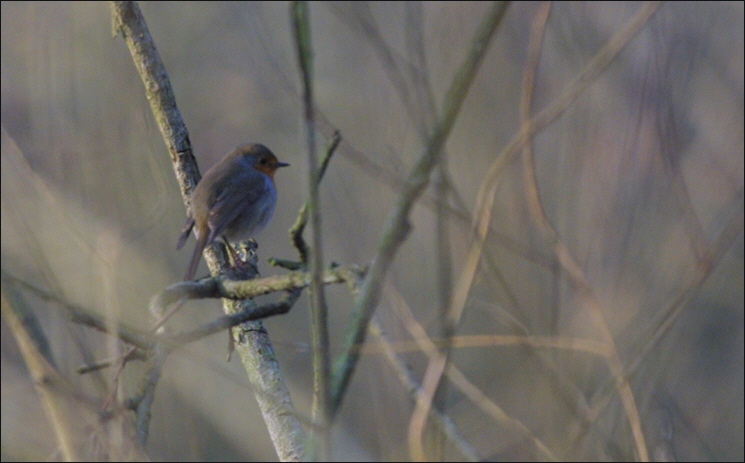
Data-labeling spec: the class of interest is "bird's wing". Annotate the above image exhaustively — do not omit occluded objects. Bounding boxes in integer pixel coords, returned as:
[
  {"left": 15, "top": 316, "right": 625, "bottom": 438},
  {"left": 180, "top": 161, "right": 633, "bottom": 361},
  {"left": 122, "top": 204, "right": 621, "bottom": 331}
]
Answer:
[{"left": 207, "top": 170, "right": 271, "bottom": 242}]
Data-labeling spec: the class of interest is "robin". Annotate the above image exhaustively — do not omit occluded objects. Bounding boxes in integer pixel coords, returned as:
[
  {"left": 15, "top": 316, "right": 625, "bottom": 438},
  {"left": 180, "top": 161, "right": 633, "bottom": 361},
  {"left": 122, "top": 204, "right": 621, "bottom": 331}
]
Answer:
[{"left": 177, "top": 143, "right": 289, "bottom": 281}]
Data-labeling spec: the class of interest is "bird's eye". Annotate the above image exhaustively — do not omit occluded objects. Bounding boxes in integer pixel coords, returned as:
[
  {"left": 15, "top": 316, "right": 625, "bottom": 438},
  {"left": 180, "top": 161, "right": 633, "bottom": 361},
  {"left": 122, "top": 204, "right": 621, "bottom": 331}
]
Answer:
[{"left": 260, "top": 157, "right": 269, "bottom": 165}]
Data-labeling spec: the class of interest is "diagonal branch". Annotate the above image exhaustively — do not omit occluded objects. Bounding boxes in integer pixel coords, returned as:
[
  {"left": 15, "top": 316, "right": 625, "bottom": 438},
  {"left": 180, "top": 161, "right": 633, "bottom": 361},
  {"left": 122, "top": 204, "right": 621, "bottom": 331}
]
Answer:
[
  {"left": 329, "top": 1, "right": 510, "bottom": 418},
  {"left": 109, "top": 2, "right": 305, "bottom": 459}
]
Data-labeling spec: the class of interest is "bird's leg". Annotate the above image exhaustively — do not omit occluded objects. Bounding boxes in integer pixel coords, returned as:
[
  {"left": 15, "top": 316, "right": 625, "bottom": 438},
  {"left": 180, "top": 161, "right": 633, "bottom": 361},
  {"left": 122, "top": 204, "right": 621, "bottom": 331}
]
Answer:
[{"left": 221, "top": 237, "right": 259, "bottom": 276}]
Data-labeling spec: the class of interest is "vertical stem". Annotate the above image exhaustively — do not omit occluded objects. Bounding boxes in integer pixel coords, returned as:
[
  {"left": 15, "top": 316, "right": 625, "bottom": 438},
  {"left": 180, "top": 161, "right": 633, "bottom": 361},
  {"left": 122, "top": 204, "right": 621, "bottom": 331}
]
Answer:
[{"left": 292, "top": 2, "right": 330, "bottom": 459}]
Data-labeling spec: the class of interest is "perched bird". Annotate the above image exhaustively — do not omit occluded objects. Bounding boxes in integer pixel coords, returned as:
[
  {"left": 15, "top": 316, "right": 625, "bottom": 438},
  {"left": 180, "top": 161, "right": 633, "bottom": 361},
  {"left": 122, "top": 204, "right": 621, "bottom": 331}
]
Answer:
[{"left": 177, "top": 143, "right": 289, "bottom": 281}]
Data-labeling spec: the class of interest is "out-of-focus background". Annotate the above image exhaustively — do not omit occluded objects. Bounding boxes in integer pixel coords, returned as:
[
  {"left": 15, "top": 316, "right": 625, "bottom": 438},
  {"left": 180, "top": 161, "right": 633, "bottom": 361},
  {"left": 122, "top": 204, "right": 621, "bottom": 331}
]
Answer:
[{"left": 2, "top": 2, "right": 742, "bottom": 461}]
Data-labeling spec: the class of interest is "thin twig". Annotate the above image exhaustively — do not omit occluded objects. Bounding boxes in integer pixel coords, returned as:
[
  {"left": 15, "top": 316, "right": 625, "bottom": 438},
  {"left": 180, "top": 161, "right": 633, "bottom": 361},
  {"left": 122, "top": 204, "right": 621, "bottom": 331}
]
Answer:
[
  {"left": 288, "top": 131, "right": 341, "bottom": 266},
  {"left": 292, "top": 3, "right": 331, "bottom": 456}
]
